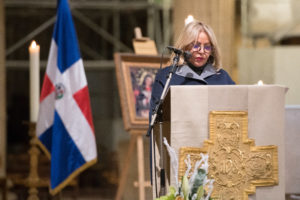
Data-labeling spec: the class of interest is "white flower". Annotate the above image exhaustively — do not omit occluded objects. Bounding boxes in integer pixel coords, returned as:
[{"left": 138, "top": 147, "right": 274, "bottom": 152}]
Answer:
[
  {"left": 163, "top": 137, "right": 214, "bottom": 200},
  {"left": 163, "top": 137, "right": 179, "bottom": 189}
]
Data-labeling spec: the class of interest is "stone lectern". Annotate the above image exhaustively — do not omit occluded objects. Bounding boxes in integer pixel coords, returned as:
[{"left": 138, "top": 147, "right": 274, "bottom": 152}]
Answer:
[{"left": 151, "top": 85, "right": 287, "bottom": 200}]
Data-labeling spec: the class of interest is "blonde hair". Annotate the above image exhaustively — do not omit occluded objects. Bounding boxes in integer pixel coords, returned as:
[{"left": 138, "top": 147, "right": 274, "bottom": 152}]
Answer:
[{"left": 171, "top": 21, "right": 221, "bottom": 70}]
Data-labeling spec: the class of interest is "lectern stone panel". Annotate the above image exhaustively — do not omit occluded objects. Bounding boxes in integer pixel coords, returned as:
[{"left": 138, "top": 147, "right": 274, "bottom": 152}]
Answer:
[{"left": 166, "top": 85, "right": 286, "bottom": 200}]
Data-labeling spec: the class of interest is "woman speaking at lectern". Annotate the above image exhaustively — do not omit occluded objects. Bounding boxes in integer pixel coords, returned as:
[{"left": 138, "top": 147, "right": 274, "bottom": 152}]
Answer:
[{"left": 150, "top": 20, "right": 235, "bottom": 115}]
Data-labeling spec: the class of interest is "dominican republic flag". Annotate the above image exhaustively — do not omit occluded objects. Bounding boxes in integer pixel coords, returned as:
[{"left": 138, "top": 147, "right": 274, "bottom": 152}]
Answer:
[{"left": 36, "top": 0, "right": 97, "bottom": 195}]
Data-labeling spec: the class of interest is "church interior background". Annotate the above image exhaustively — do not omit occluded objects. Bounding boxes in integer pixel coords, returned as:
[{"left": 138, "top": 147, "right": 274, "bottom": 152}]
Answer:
[{"left": 0, "top": 0, "right": 300, "bottom": 199}]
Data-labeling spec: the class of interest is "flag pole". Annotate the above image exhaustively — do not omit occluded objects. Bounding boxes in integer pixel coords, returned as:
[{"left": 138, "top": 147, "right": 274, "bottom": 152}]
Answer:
[{"left": 36, "top": 0, "right": 97, "bottom": 195}]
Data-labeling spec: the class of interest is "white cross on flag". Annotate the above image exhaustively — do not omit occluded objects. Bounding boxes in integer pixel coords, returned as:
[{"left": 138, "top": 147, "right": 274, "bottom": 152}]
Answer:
[{"left": 36, "top": 0, "right": 97, "bottom": 195}]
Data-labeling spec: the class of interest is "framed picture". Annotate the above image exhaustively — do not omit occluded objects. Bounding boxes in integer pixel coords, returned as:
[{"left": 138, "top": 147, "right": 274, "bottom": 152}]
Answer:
[{"left": 114, "top": 53, "right": 169, "bottom": 131}]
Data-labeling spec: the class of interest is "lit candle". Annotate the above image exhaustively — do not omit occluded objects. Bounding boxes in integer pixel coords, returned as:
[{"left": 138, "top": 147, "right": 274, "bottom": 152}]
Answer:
[
  {"left": 29, "top": 40, "right": 40, "bottom": 122},
  {"left": 257, "top": 80, "right": 264, "bottom": 86},
  {"left": 185, "top": 15, "right": 194, "bottom": 26}
]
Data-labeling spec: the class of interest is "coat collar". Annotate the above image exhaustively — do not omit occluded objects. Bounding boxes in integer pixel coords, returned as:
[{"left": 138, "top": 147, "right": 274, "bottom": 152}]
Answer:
[{"left": 175, "top": 63, "right": 217, "bottom": 82}]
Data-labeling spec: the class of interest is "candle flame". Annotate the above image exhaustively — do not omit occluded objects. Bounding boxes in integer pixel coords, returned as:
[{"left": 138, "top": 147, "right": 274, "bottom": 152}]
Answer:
[
  {"left": 257, "top": 80, "right": 264, "bottom": 85},
  {"left": 185, "top": 15, "right": 194, "bottom": 26},
  {"left": 31, "top": 40, "right": 37, "bottom": 48}
]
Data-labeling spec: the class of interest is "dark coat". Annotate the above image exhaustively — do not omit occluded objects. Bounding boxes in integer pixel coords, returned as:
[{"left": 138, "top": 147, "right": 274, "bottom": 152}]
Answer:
[{"left": 150, "top": 63, "right": 235, "bottom": 117}]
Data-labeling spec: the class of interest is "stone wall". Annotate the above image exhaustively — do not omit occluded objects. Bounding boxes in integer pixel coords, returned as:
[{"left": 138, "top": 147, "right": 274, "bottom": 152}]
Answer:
[{"left": 238, "top": 47, "right": 300, "bottom": 105}]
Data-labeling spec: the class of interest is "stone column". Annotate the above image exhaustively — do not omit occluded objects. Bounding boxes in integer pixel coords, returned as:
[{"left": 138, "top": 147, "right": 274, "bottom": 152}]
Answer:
[
  {"left": 0, "top": 0, "right": 6, "bottom": 178},
  {"left": 173, "top": 0, "right": 236, "bottom": 77}
]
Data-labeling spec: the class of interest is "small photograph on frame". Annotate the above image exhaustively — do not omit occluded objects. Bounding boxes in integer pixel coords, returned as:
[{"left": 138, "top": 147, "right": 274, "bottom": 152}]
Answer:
[{"left": 114, "top": 53, "right": 169, "bottom": 131}]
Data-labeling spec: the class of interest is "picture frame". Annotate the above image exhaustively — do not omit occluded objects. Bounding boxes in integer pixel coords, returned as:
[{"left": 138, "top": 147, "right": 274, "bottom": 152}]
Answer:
[{"left": 114, "top": 53, "right": 169, "bottom": 131}]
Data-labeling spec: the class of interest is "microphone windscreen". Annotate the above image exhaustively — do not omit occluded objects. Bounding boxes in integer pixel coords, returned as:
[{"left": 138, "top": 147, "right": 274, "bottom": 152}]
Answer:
[
  {"left": 167, "top": 46, "right": 183, "bottom": 54},
  {"left": 184, "top": 51, "right": 192, "bottom": 60}
]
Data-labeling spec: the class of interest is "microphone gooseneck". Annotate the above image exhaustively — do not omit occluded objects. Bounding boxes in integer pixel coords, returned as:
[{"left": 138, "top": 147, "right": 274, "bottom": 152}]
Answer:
[{"left": 148, "top": 45, "right": 192, "bottom": 197}]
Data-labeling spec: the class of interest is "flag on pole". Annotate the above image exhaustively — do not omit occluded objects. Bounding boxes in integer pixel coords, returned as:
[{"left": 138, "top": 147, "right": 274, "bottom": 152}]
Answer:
[{"left": 36, "top": 0, "right": 97, "bottom": 195}]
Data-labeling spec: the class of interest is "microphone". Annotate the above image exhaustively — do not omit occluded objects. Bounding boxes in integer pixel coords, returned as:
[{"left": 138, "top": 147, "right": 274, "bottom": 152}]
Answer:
[
  {"left": 167, "top": 46, "right": 192, "bottom": 60},
  {"left": 167, "top": 46, "right": 184, "bottom": 54}
]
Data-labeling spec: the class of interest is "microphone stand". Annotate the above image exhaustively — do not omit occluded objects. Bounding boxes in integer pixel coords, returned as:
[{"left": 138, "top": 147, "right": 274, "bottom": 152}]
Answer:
[{"left": 147, "top": 52, "right": 181, "bottom": 198}]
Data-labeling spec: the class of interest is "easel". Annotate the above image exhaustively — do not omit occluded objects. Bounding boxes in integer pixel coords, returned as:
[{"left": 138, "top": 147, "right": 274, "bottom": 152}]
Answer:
[
  {"left": 115, "top": 27, "right": 157, "bottom": 200},
  {"left": 132, "top": 27, "right": 158, "bottom": 56},
  {"left": 115, "top": 130, "right": 151, "bottom": 200}
]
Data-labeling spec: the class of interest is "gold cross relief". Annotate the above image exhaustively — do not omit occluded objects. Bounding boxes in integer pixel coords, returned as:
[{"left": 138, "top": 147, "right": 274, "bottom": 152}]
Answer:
[{"left": 179, "top": 111, "right": 278, "bottom": 200}]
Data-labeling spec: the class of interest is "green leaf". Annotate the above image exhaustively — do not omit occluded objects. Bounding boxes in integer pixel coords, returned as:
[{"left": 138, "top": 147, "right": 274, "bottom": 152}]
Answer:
[
  {"left": 155, "top": 196, "right": 169, "bottom": 200},
  {"left": 181, "top": 176, "right": 189, "bottom": 200},
  {"left": 169, "top": 186, "right": 176, "bottom": 195},
  {"left": 155, "top": 186, "right": 177, "bottom": 200},
  {"left": 196, "top": 185, "right": 204, "bottom": 200},
  {"left": 190, "top": 169, "right": 206, "bottom": 196}
]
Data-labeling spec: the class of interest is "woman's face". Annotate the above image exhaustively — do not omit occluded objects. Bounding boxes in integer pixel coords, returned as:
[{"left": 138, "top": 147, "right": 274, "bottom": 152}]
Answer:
[
  {"left": 145, "top": 76, "right": 153, "bottom": 87},
  {"left": 188, "top": 31, "right": 212, "bottom": 67}
]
